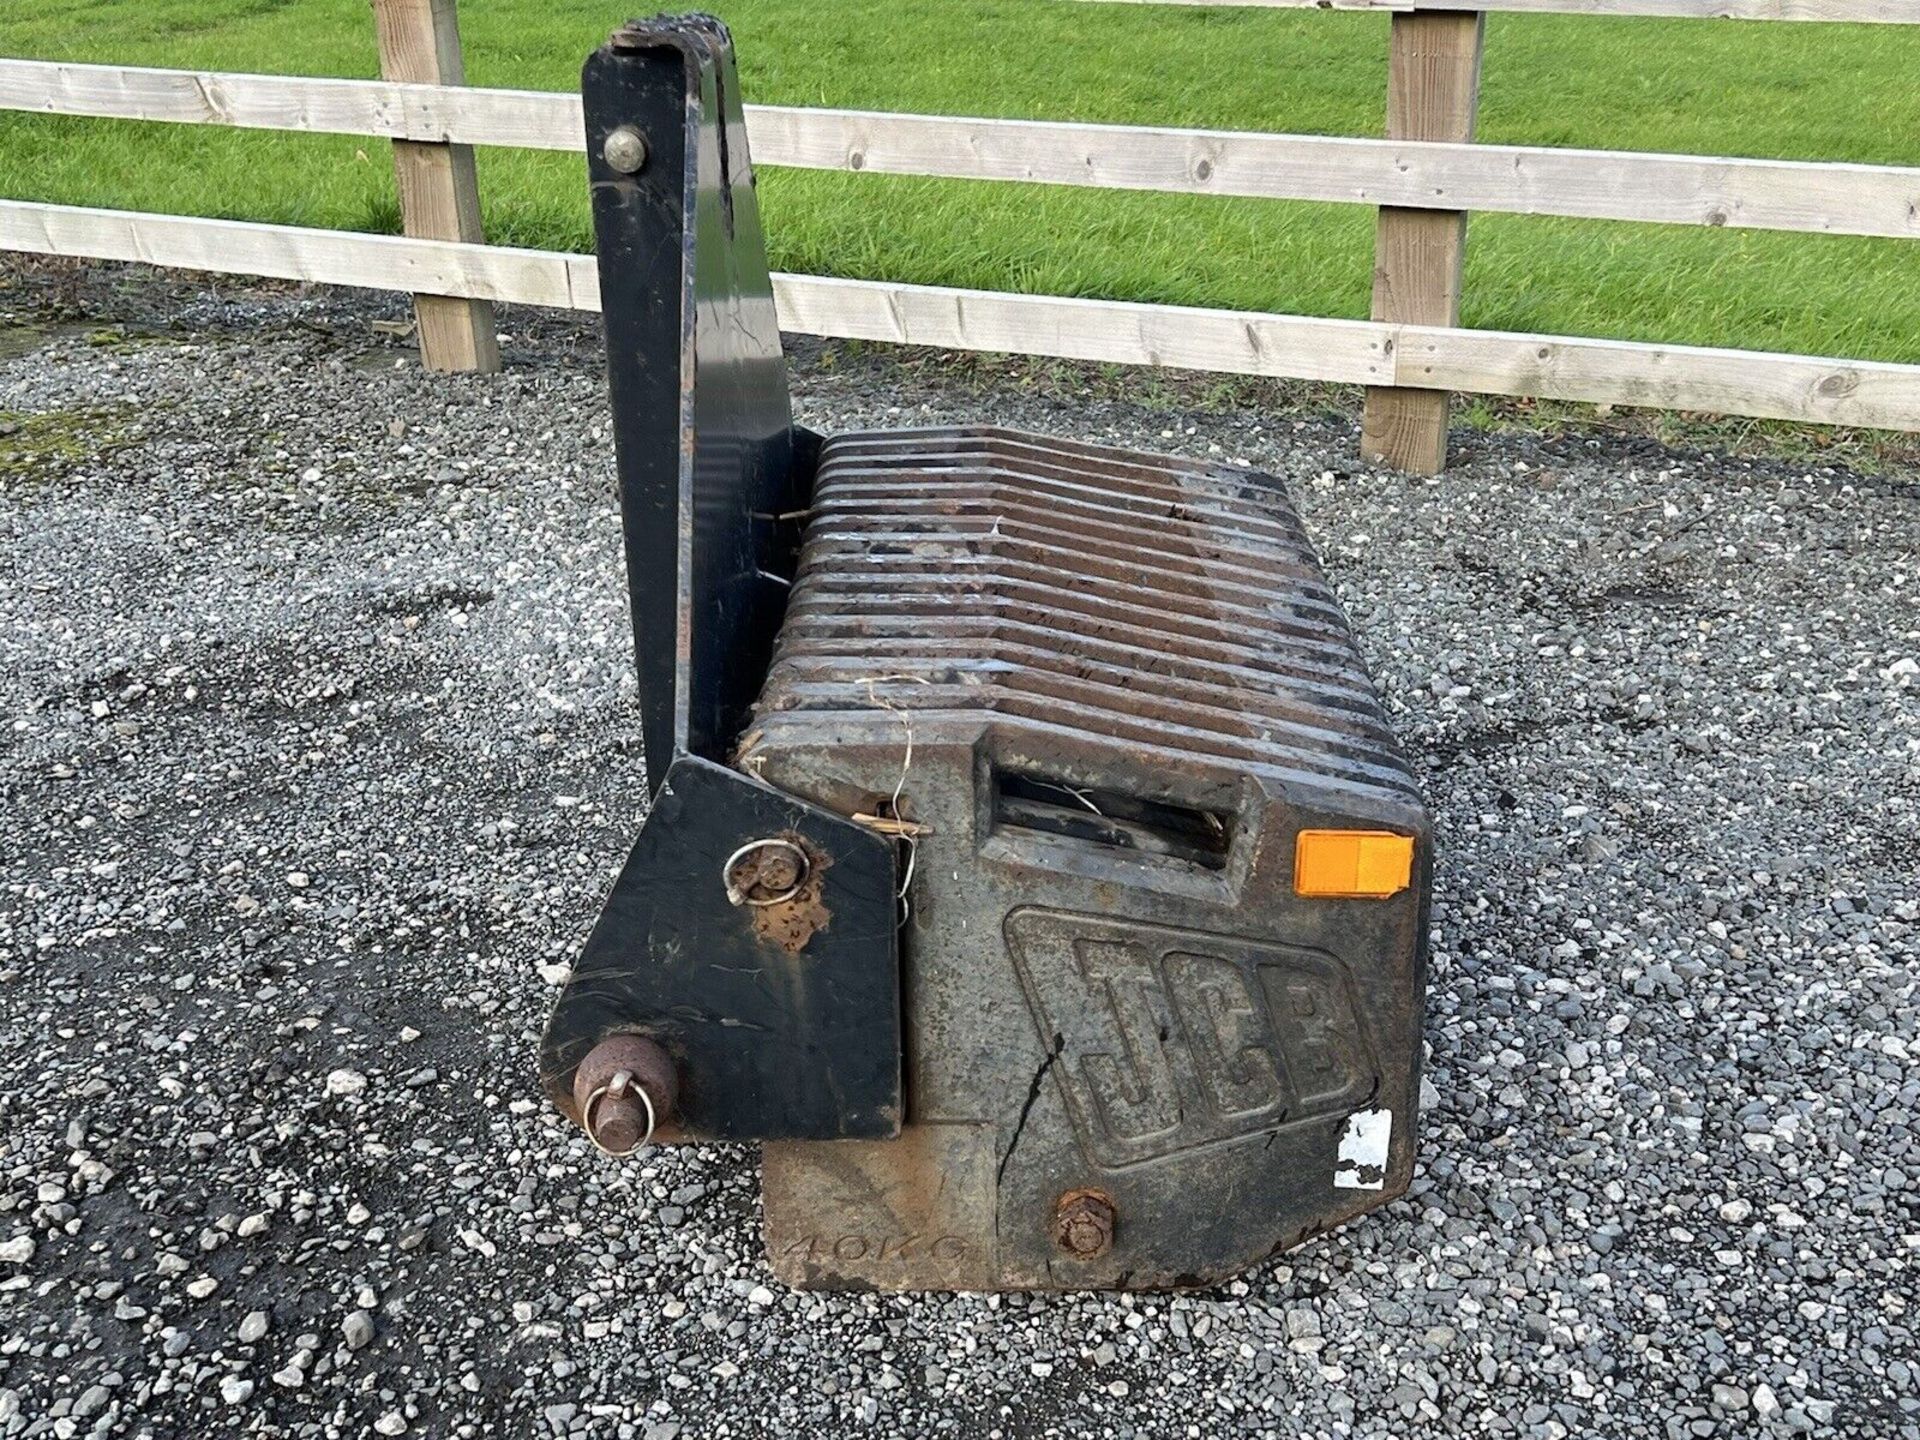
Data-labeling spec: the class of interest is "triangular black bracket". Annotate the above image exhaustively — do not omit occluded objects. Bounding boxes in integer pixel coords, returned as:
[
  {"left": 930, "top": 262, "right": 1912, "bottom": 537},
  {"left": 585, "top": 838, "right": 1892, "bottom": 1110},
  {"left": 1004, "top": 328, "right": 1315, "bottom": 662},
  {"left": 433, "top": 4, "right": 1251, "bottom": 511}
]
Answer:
[{"left": 541, "top": 756, "right": 901, "bottom": 1141}]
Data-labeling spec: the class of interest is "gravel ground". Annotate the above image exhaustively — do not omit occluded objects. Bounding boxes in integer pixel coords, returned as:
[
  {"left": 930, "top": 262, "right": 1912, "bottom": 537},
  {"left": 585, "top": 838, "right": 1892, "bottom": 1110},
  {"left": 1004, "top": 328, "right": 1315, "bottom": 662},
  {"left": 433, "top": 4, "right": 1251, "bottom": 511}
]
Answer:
[{"left": 1, "top": 261, "right": 1917, "bottom": 1440}]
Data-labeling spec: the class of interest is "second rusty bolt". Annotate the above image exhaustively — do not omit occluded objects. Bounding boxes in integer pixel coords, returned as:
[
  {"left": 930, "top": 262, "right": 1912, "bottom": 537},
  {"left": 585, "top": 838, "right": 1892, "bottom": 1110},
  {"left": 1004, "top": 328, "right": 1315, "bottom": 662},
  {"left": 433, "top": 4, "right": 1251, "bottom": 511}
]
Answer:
[{"left": 1054, "top": 1189, "right": 1116, "bottom": 1259}]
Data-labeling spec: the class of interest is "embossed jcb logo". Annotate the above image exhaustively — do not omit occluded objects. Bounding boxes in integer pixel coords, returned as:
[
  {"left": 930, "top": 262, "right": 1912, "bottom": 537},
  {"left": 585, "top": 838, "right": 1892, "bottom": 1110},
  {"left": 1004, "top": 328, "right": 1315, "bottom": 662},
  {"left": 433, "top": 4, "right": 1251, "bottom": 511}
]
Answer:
[{"left": 1006, "top": 909, "right": 1378, "bottom": 1168}]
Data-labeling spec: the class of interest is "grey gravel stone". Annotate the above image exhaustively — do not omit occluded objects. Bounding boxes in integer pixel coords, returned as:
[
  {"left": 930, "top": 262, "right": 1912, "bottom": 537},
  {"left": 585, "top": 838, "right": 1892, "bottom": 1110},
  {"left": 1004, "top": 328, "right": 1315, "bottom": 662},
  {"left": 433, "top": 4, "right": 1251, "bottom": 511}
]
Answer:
[{"left": 0, "top": 261, "right": 1914, "bottom": 1438}]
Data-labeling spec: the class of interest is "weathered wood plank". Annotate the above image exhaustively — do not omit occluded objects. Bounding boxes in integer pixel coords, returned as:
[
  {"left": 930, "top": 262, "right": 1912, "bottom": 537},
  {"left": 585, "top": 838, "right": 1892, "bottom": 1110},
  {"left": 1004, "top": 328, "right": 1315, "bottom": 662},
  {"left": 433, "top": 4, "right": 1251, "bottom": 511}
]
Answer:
[
  {"left": 1396, "top": 322, "right": 1920, "bottom": 431},
  {"left": 0, "top": 59, "right": 582, "bottom": 149},
  {"left": 745, "top": 107, "right": 1920, "bottom": 237},
  {"left": 370, "top": 0, "right": 498, "bottom": 372},
  {"left": 1363, "top": 11, "right": 1483, "bottom": 474},
  {"left": 0, "top": 200, "right": 595, "bottom": 308},
  {"left": 5, "top": 201, "right": 1917, "bottom": 432},
  {"left": 765, "top": 274, "right": 1392, "bottom": 383},
  {"left": 5, "top": 61, "right": 1919, "bottom": 239}
]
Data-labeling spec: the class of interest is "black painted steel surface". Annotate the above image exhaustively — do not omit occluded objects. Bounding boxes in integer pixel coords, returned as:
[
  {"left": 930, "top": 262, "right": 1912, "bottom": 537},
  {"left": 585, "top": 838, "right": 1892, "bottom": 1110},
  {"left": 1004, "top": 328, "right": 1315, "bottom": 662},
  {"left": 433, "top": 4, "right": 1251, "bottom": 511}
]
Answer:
[
  {"left": 540, "top": 756, "right": 902, "bottom": 1142},
  {"left": 543, "top": 19, "right": 901, "bottom": 1146},
  {"left": 582, "top": 15, "right": 807, "bottom": 783}
]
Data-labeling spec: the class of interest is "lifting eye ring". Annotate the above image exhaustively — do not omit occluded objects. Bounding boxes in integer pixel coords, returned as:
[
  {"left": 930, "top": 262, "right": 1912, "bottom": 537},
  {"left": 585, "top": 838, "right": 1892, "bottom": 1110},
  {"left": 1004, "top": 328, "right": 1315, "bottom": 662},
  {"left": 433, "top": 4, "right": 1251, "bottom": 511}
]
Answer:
[
  {"left": 722, "top": 837, "right": 810, "bottom": 907},
  {"left": 581, "top": 1068, "right": 657, "bottom": 1157}
]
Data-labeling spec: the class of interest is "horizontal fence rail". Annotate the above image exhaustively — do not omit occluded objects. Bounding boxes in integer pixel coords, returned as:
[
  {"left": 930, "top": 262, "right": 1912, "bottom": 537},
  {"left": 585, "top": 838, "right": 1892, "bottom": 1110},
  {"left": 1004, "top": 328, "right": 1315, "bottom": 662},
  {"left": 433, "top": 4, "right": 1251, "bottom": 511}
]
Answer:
[
  {"left": 6, "top": 61, "right": 1920, "bottom": 239},
  {"left": 0, "top": 59, "right": 582, "bottom": 151},
  {"left": 7, "top": 198, "right": 1918, "bottom": 432},
  {"left": 1077, "top": 0, "right": 1916, "bottom": 20}
]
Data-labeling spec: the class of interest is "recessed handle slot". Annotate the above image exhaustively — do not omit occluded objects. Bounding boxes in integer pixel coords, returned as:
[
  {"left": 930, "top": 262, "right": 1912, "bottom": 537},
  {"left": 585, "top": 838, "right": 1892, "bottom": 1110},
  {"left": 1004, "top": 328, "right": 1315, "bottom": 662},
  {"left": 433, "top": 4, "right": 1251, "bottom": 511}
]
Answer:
[{"left": 991, "top": 770, "right": 1233, "bottom": 872}]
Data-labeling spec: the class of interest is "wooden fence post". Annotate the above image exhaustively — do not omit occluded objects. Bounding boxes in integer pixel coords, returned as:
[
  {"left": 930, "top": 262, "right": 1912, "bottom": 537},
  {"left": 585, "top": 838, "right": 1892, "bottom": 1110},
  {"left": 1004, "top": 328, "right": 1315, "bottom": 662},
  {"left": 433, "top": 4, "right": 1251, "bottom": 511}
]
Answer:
[
  {"left": 370, "top": 0, "right": 499, "bottom": 372},
  {"left": 1361, "top": 10, "right": 1484, "bottom": 475}
]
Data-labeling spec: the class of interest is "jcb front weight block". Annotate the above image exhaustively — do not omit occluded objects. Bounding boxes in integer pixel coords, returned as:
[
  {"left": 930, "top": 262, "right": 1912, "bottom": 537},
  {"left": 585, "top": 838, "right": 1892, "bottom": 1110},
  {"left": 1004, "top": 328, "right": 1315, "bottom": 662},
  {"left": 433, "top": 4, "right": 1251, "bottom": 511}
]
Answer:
[{"left": 540, "top": 14, "right": 1432, "bottom": 1292}]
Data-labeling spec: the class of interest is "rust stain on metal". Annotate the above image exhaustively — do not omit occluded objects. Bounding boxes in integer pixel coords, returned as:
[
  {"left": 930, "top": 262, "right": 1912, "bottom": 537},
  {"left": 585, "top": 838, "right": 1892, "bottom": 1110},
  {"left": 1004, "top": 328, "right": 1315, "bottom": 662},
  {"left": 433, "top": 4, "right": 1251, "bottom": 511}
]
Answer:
[{"left": 743, "top": 834, "right": 832, "bottom": 954}]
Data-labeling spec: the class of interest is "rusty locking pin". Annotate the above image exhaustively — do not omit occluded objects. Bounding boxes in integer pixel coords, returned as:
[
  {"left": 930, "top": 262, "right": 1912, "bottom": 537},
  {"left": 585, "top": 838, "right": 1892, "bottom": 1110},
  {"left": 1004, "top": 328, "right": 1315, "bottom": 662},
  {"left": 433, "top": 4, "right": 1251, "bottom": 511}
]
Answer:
[
  {"left": 723, "top": 837, "right": 809, "bottom": 907},
  {"left": 571, "top": 1034, "right": 677, "bottom": 1158},
  {"left": 582, "top": 1069, "right": 653, "bottom": 1155}
]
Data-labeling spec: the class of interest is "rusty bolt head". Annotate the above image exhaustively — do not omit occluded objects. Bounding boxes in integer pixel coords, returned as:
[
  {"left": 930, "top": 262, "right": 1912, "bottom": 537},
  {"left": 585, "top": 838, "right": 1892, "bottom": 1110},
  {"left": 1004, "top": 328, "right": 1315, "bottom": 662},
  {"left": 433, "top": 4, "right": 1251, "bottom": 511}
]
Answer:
[
  {"left": 1054, "top": 1189, "right": 1116, "bottom": 1259},
  {"left": 602, "top": 126, "right": 648, "bottom": 174},
  {"left": 754, "top": 850, "right": 802, "bottom": 892}
]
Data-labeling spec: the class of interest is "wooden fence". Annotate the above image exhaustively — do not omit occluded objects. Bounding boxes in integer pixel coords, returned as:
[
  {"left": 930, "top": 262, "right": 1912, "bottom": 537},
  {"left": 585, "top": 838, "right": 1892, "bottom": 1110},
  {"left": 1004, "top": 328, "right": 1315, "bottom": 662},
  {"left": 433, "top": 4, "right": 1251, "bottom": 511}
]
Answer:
[{"left": 1, "top": 0, "right": 1917, "bottom": 473}]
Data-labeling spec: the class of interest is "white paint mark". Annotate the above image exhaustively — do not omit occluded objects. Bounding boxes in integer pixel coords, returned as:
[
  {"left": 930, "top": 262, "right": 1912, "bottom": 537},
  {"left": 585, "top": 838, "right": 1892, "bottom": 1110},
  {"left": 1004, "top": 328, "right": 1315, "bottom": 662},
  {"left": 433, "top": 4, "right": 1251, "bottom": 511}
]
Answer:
[{"left": 1334, "top": 1107, "right": 1392, "bottom": 1191}]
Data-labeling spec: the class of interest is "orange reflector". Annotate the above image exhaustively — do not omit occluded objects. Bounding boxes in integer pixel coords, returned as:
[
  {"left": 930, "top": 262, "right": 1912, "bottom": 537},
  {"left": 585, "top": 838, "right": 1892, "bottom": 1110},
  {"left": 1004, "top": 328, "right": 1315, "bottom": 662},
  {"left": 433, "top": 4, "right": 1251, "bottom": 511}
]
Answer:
[{"left": 1294, "top": 830, "right": 1415, "bottom": 898}]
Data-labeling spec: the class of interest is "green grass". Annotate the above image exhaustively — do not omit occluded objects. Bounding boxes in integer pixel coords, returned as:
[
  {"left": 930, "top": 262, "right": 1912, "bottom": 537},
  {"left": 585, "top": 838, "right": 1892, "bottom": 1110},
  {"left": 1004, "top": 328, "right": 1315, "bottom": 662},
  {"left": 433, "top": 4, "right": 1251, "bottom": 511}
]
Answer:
[{"left": 3, "top": 1, "right": 1919, "bottom": 360}]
